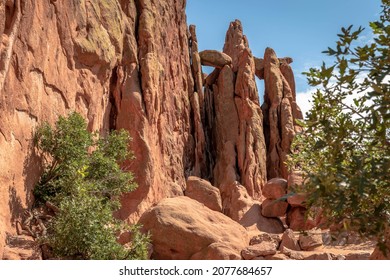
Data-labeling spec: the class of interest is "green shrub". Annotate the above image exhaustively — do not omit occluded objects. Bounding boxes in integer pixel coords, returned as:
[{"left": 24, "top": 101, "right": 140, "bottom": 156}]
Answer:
[
  {"left": 288, "top": 1, "right": 389, "bottom": 245},
  {"left": 34, "top": 112, "right": 149, "bottom": 259}
]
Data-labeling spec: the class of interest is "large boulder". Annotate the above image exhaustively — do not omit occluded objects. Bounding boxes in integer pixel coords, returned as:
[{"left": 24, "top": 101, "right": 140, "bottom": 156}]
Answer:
[
  {"left": 220, "top": 181, "right": 285, "bottom": 237},
  {"left": 139, "top": 196, "right": 249, "bottom": 260},
  {"left": 185, "top": 176, "right": 222, "bottom": 212},
  {"left": 239, "top": 203, "right": 285, "bottom": 236}
]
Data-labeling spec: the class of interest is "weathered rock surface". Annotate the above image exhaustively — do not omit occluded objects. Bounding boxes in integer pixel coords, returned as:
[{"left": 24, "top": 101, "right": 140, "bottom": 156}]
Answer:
[
  {"left": 279, "top": 229, "right": 300, "bottom": 251},
  {"left": 265, "top": 253, "right": 290, "bottom": 260},
  {"left": 190, "top": 242, "right": 241, "bottom": 260},
  {"left": 139, "top": 196, "right": 249, "bottom": 260},
  {"left": 299, "top": 229, "right": 323, "bottom": 251},
  {"left": 219, "top": 181, "right": 285, "bottom": 236},
  {"left": 209, "top": 19, "right": 267, "bottom": 200},
  {"left": 0, "top": 0, "right": 316, "bottom": 260},
  {"left": 250, "top": 232, "right": 281, "bottom": 247},
  {"left": 241, "top": 242, "right": 278, "bottom": 259},
  {"left": 261, "top": 198, "right": 288, "bottom": 218},
  {"left": 0, "top": 0, "right": 196, "bottom": 255},
  {"left": 262, "top": 178, "right": 288, "bottom": 199},
  {"left": 261, "top": 48, "right": 303, "bottom": 180},
  {"left": 287, "top": 193, "right": 307, "bottom": 208},
  {"left": 286, "top": 207, "right": 316, "bottom": 231},
  {"left": 185, "top": 176, "right": 222, "bottom": 212},
  {"left": 2, "top": 235, "right": 41, "bottom": 260},
  {"left": 239, "top": 203, "right": 285, "bottom": 236},
  {"left": 188, "top": 25, "right": 207, "bottom": 178}
]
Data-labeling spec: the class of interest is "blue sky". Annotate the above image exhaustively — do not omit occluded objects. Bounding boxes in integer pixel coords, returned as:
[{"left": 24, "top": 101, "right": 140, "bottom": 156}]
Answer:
[{"left": 186, "top": 0, "right": 382, "bottom": 115}]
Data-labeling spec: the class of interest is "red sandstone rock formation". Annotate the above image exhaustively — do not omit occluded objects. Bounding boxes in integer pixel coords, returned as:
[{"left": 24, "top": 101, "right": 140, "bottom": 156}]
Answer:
[
  {"left": 0, "top": 1, "right": 308, "bottom": 260},
  {"left": 0, "top": 0, "right": 195, "bottom": 258},
  {"left": 261, "top": 48, "right": 303, "bottom": 180},
  {"left": 209, "top": 20, "right": 267, "bottom": 199}
]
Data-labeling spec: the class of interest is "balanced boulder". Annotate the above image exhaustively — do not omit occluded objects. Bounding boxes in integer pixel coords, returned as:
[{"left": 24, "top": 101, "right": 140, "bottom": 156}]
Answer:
[{"left": 199, "top": 50, "right": 232, "bottom": 68}]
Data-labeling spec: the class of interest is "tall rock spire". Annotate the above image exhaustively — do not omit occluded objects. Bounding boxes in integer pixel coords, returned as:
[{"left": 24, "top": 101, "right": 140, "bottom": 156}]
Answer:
[{"left": 262, "top": 48, "right": 303, "bottom": 179}]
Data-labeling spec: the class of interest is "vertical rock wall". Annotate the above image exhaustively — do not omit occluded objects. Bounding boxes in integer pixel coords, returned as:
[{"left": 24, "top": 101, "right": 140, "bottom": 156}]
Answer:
[{"left": 113, "top": 0, "right": 195, "bottom": 223}]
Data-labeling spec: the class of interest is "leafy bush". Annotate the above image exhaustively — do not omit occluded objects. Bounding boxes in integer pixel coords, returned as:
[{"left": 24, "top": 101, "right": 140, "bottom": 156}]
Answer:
[
  {"left": 34, "top": 112, "right": 149, "bottom": 259},
  {"left": 288, "top": 0, "right": 389, "bottom": 245}
]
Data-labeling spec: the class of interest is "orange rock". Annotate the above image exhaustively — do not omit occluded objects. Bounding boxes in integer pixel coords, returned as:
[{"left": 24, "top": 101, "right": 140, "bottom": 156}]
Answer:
[
  {"left": 262, "top": 178, "right": 288, "bottom": 199},
  {"left": 185, "top": 176, "right": 222, "bottom": 212},
  {"left": 262, "top": 48, "right": 303, "bottom": 180},
  {"left": 261, "top": 198, "right": 288, "bottom": 218},
  {"left": 220, "top": 181, "right": 254, "bottom": 222},
  {"left": 212, "top": 20, "right": 267, "bottom": 198},
  {"left": 286, "top": 207, "right": 316, "bottom": 231},
  {"left": 139, "top": 196, "right": 249, "bottom": 260},
  {"left": 280, "top": 229, "right": 301, "bottom": 251},
  {"left": 241, "top": 242, "right": 278, "bottom": 259},
  {"left": 199, "top": 50, "right": 232, "bottom": 68},
  {"left": 299, "top": 229, "right": 323, "bottom": 251}
]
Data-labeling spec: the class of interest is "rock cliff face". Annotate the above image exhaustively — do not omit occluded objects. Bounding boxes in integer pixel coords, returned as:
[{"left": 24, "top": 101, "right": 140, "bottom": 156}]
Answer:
[{"left": 0, "top": 0, "right": 305, "bottom": 259}]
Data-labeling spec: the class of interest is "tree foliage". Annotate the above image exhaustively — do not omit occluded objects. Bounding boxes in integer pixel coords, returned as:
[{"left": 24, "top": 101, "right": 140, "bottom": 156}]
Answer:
[
  {"left": 288, "top": 0, "right": 389, "bottom": 243},
  {"left": 33, "top": 112, "right": 149, "bottom": 259}
]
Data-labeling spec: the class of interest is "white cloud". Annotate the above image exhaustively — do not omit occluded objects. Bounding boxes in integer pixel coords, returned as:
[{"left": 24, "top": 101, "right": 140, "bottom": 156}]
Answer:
[{"left": 296, "top": 88, "right": 315, "bottom": 118}]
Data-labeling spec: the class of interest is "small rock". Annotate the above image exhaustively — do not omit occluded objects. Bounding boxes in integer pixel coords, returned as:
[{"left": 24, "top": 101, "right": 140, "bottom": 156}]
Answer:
[
  {"left": 345, "top": 252, "right": 371, "bottom": 260},
  {"left": 250, "top": 232, "right": 281, "bottom": 248},
  {"left": 280, "top": 229, "right": 300, "bottom": 251},
  {"left": 304, "top": 252, "right": 332, "bottom": 260},
  {"left": 330, "top": 254, "right": 346, "bottom": 260},
  {"left": 280, "top": 247, "right": 304, "bottom": 260},
  {"left": 241, "top": 242, "right": 278, "bottom": 260},
  {"left": 299, "top": 229, "right": 323, "bottom": 251}
]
